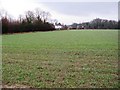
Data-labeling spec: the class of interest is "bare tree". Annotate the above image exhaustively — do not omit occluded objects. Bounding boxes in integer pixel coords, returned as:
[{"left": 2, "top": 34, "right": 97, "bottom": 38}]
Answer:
[
  {"left": 0, "top": 9, "right": 7, "bottom": 19},
  {"left": 34, "top": 8, "right": 42, "bottom": 20},
  {"left": 41, "top": 11, "right": 51, "bottom": 23},
  {"left": 18, "top": 15, "right": 23, "bottom": 23},
  {"left": 34, "top": 8, "right": 43, "bottom": 23},
  {"left": 25, "top": 10, "right": 35, "bottom": 23},
  {"left": 53, "top": 19, "right": 58, "bottom": 25},
  {"left": 34, "top": 8, "right": 51, "bottom": 23}
]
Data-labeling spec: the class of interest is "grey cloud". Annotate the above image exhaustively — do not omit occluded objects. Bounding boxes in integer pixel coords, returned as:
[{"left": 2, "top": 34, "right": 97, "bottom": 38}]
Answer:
[{"left": 41, "top": 2, "right": 117, "bottom": 16}]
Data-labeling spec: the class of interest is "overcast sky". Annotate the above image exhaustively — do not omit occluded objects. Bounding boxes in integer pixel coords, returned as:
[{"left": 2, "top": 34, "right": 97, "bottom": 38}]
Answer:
[{"left": 0, "top": 0, "right": 119, "bottom": 25}]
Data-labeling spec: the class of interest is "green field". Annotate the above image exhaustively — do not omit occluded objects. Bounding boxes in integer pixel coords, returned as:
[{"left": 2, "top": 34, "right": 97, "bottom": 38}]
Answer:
[{"left": 2, "top": 30, "right": 118, "bottom": 88}]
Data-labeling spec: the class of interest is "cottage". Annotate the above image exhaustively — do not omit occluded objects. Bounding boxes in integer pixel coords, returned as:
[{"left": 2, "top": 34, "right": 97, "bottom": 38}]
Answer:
[{"left": 55, "top": 25, "right": 62, "bottom": 30}]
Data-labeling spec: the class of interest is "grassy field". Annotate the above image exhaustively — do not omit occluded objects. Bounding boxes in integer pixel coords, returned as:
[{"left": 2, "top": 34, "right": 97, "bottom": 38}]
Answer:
[{"left": 2, "top": 30, "right": 118, "bottom": 88}]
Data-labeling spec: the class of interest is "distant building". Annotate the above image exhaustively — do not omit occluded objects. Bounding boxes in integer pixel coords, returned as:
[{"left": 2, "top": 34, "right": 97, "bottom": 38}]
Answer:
[
  {"left": 67, "top": 24, "right": 85, "bottom": 30},
  {"left": 55, "top": 25, "right": 62, "bottom": 30},
  {"left": 67, "top": 26, "right": 73, "bottom": 29}
]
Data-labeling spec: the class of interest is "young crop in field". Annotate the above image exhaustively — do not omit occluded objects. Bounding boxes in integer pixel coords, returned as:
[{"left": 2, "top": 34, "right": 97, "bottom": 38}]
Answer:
[{"left": 2, "top": 30, "right": 118, "bottom": 88}]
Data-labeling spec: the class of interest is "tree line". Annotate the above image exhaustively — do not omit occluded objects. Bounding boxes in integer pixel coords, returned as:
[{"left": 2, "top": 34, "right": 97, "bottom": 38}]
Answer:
[
  {"left": 1, "top": 8, "right": 119, "bottom": 34},
  {"left": 70, "top": 18, "right": 119, "bottom": 29},
  {"left": 0, "top": 8, "right": 55, "bottom": 34}
]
